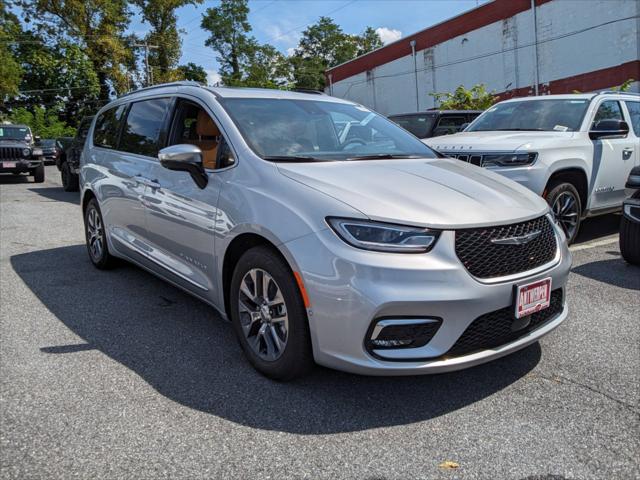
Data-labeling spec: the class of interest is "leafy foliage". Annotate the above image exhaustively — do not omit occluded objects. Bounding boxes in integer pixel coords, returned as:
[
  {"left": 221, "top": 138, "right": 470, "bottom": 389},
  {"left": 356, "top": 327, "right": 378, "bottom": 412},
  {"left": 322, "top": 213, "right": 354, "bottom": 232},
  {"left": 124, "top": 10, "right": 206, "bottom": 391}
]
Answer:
[
  {"left": 9, "top": 105, "right": 76, "bottom": 137},
  {"left": 175, "top": 62, "right": 208, "bottom": 83},
  {"left": 431, "top": 84, "right": 497, "bottom": 110}
]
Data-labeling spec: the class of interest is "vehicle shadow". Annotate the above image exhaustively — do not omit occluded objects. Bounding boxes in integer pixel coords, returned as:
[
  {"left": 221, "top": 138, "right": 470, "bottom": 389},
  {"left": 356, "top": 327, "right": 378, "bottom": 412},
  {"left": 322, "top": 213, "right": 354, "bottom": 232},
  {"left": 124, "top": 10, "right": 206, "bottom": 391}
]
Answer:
[
  {"left": 573, "top": 213, "right": 620, "bottom": 245},
  {"left": 11, "top": 245, "right": 541, "bottom": 434},
  {"left": 27, "top": 187, "right": 80, "bottom": 205},
  {"left": 572, "top": 256, "right": 639, "bottom": 290},
  {"left": 0, "top": 174, "right": 33, "bottom": 184}
]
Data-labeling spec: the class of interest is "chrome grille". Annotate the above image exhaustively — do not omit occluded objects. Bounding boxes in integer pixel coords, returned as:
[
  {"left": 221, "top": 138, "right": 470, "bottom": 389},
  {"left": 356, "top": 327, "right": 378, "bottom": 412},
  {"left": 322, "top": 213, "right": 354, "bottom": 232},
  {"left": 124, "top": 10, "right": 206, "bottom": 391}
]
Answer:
[{"left": 455, "top": 216, "right": 558, "bottom": 279}]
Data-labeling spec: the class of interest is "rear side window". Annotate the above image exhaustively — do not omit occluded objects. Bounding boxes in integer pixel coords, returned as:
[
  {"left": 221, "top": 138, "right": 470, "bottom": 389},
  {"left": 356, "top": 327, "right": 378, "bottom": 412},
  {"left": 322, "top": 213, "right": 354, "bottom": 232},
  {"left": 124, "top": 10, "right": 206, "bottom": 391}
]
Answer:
[
  {"left": 93, "top": 105, "right": 127, "bottom": 149},
  {"left": 389, "top": 114, "right": 435, "bottom": 138},
  {"left": 624, "top": 101, "right": 640, "bottom": 136},
  {"left": 120, "top": 98, "right": 172, "bottom": 157},
  {"left": 433, "top": 116, "right": 466, "bottom": 136}
]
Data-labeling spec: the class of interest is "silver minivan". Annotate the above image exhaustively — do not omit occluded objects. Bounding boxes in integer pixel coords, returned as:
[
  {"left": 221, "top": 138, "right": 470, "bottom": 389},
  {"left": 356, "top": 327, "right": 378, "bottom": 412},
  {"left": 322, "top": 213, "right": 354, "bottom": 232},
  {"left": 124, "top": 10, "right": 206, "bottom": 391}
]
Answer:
[{"left": 81, "top": 82, "right": 571, "bottom": 380}]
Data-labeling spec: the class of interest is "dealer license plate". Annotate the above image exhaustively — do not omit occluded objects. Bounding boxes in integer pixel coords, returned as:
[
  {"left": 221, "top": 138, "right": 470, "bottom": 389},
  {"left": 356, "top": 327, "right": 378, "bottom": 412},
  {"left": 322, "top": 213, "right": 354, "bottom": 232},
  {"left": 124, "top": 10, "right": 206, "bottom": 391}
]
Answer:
[
  {"left": 515, "top": 278, "right": 552, "bottom": 319},
  {"left": 2, "top": 161, "right": 16, "bottom": 168}
]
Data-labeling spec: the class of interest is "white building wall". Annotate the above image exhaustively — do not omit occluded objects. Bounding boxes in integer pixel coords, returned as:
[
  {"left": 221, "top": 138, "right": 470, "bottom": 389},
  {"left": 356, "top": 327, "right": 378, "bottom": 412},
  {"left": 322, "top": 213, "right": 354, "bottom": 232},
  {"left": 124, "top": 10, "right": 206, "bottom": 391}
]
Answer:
[{"left": 330, "top": 0, "right": 640, "bottom": 115}]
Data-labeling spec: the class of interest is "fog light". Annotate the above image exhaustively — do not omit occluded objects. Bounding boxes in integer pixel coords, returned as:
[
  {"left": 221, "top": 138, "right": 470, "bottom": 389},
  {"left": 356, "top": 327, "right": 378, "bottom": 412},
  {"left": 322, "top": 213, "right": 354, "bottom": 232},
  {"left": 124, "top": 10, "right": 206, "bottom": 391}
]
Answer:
[{"left": 367, "top": 317, "right": 442, "bottom": 351}]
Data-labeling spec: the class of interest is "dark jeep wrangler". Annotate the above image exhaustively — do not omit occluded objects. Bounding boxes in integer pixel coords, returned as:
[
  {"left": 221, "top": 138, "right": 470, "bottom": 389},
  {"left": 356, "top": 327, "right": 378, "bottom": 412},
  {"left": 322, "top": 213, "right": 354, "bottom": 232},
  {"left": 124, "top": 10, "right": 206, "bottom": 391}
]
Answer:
[
  {"left": 0, "top": 124, "right": 45, "bottom": 183},
  {"left": 56, "top": 116, "right": 93, "bottom": 191}
]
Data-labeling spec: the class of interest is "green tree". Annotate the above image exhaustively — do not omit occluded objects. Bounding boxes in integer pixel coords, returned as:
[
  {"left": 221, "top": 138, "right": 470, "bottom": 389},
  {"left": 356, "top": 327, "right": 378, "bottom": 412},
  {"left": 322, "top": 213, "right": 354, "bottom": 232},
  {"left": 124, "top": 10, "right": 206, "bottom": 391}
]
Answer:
[
  {"left": 201, "top": 0, "right": 252, "bottom": 85},
  {"left": 175, "top": 62, "right": 208, "bottom": 83},
  {"left": 291, "top": 17, "right": 382, "bottom": 90},
  {"left": 133, "top": 0, "right": 202, "bottom": 84},
  {"left": 9, "top": 105, "right": 76, "bottom": 138},
  {"left": 431, "top": 84, "right": 497, "bottom": 110},
  {"left": 23, "top": 0, "right": 134, "bottom": 98},
  {"left": 0, "top": 5, "right": 23, "bottom": 103}
]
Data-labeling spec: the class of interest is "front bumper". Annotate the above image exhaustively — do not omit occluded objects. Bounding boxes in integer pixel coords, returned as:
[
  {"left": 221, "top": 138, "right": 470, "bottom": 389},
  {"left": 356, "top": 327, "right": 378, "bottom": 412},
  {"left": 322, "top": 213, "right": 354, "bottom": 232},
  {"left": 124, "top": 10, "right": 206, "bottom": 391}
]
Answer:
[
  {"left": 285, "top": 218, "right": 571, "bottom": 375},
  {"left": 0, "top": 159, "right": 43, "bottom": 174}
]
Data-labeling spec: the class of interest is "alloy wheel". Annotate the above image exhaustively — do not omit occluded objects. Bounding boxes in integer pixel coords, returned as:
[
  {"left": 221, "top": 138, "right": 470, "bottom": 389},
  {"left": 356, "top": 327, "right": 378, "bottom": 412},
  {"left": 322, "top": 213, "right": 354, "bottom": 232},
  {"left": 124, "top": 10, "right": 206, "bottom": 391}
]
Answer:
[
  {"left": 552, "top": 191, "right": 579, "bottom": 240},
  {"left": 86, "top": 207, "right": 105, "bottom": 261},
  {"left": 238, "top": 268, "right": 289, "bottom": 361}
]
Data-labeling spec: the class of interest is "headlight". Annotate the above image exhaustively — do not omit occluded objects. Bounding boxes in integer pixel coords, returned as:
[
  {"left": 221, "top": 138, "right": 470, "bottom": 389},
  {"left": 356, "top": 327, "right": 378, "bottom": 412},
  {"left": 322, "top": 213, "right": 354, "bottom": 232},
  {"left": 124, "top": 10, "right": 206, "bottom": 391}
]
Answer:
[
  {"left": 22, "top": 148, "right": 31, "bottom": 157},
  {"left": 327, "top": 218, "right": 439, "bottom": 253},
  {"left": 482, "top": 152, "right": 537, "bottom": 167}
]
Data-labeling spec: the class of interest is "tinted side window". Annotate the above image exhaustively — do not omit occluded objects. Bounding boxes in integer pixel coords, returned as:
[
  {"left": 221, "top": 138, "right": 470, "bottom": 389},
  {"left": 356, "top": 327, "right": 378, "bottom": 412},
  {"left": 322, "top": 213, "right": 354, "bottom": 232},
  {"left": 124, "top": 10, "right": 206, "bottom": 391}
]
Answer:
[
  {"left": 77, "top": 119, "right": 92, "bottom": 142},
  {"left": 93, "top": 105, "right": 126, "bottom": 149},
  {"left": 433, "top": 116, "right": 466, "bottom": 136},
  {"left": 120, "top": 98, "right": 172, "bottom": 157},
  {"left": 624, "top": 101, "right": 640, "bottom": 136},
  {"left": 593, "top": 100, "right": 623, "bottom": 125}
]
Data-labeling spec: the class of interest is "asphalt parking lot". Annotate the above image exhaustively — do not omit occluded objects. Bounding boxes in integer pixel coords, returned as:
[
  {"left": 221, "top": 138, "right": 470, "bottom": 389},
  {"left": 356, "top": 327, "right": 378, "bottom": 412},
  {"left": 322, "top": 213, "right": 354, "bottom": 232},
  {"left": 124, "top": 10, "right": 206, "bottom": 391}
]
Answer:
[{"left": 1, "top": 166, "right": 638, "bottom": 480}]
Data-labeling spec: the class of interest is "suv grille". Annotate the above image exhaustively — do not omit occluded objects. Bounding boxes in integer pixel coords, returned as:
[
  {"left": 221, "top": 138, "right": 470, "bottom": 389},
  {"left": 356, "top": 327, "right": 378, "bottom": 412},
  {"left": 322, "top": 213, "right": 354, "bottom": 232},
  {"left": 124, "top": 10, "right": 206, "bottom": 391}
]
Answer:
[
  {"left": 446, "top": 289, "right": 563, "bottom": 357},
  {"left": 0, "top": 147, "right": 23, "bottom": 160},
  {"left": 455, "top": 216, "right": 557, "bottom": 279}
]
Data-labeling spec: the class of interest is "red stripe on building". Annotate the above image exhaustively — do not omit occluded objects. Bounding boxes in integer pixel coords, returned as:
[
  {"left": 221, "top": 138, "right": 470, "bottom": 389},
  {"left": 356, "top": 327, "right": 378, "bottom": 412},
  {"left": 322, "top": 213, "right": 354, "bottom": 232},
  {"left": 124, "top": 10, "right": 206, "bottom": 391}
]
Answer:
[
  {"left": 326, "top": 0, "right": 554, "bottom": 84},
  {"left": 496, "top": 60, "right": 640, "bottom": 99}
]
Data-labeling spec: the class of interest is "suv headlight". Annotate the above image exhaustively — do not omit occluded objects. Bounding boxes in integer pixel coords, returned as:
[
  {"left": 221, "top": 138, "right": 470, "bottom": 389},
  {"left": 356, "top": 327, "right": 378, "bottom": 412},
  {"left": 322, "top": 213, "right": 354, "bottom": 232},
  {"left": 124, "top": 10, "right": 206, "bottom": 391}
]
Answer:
[
  {"left": 482, "top": 152, "right": 537, "bottom": 167},
  {"left": 327, "top": 218, "right": 439, "bottom": 253},
  {"left": 22, "top": 148, "right": 31, "bottom": 157}
]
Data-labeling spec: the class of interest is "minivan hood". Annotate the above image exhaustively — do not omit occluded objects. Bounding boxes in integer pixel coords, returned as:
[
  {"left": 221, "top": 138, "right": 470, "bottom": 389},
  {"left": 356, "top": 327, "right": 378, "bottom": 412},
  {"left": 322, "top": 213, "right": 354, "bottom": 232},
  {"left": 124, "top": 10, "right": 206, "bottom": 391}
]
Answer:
[
  {"left": 277, "top": 158, "right": 549, "bottom": 229},
  {"left": 424, "top": 130, "right": 575, "bottom": 152}
]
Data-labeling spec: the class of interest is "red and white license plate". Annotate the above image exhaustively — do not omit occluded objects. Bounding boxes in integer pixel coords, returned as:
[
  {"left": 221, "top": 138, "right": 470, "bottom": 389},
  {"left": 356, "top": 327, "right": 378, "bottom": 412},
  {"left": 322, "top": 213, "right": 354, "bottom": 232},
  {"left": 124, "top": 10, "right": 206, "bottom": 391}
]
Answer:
[
  {"left": 515, "top": 277, "right": 552, "bottom": 318},
  {"left": 2, "top": 161, "right": 16, "bottom": 168}
]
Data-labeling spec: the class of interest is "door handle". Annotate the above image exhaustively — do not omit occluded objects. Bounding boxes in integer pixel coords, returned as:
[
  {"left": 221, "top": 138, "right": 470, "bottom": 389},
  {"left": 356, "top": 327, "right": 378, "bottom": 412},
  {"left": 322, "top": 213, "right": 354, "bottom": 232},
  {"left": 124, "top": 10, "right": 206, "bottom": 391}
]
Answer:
[
  {"left": 134, "top": 175, "right": 161, "bottom": 189},
  {"left": 622, "top": 148, "right": 633, "bottom": 160}
]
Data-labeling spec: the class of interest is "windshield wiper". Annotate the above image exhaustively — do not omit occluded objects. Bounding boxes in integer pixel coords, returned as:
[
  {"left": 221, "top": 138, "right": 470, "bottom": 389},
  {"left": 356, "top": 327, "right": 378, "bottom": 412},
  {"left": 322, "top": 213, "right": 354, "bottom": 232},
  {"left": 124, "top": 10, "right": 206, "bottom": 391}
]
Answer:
[
  {"left": 262, "top": 155, "right": 325, "bottom": 163},
  {"left": 346, "top": 154, "right": 421, "bottom": 161}
]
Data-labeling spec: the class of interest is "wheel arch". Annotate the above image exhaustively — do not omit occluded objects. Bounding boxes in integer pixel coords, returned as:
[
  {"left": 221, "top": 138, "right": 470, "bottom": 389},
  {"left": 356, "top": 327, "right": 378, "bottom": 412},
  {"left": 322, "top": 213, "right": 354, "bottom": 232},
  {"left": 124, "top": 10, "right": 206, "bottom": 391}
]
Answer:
[
  {"left": 81, "top": 189, "right": 96, "bottom": 215},
  {"left": 544, "top": 167, "right": 589, "bottom": 213}
]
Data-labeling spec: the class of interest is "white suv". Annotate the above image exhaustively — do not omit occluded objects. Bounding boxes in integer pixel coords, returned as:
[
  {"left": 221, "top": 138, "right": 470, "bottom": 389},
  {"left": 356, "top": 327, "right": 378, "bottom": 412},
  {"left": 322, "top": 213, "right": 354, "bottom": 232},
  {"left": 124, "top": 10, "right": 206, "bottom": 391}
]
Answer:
[{"left": 424, "top": 92, "right": 640, "bottom": 243}]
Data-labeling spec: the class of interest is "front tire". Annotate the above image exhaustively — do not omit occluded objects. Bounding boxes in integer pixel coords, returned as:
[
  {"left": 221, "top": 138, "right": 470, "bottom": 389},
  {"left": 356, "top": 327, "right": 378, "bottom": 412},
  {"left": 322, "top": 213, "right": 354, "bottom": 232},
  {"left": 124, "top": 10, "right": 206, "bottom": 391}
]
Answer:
[
  {"left": 32, "top": 164, "right": 45, "bottom": 183},
  {"left": 545, "top": 182, "right": 582, "bottom": 244},
  {"left": 84, "top": 198, "right": 118, "bottom": 269},
  {"left": 620, "top": 209, "right": 640, "bottom": 266},
  {"left": 61, "top": 162, "right": 79, "bottom": 192},
  {"left": 230, "top": 246, "right": 314, "bottom": 380}
]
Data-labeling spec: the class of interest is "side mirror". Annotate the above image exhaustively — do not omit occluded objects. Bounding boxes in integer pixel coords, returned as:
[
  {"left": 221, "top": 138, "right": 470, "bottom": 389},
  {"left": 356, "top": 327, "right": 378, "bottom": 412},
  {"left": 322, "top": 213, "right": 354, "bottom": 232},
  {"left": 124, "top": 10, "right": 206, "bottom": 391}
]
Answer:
[
  {"left": 158, "top": 144, "right": 208, "bottom": 189},
  {"left": 589, "top": 119, "right": 630, "bottom": 140},
  {"left": 34, "top": 135, "right": 41, "bottom": 142},
  {"left": 627, "top": 166, "right": 640, "bottom": 189}
]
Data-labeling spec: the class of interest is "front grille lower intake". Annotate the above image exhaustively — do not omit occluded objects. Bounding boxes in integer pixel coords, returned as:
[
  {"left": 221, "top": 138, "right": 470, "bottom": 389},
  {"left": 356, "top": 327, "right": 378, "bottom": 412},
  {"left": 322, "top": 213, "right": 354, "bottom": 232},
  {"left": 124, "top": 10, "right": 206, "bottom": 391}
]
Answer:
[
  {"left": 446, "top": 289, "right": 563, "bottom": 357},
  {"left": 455, "top": 215, "right": 557, "bottom": 279}
]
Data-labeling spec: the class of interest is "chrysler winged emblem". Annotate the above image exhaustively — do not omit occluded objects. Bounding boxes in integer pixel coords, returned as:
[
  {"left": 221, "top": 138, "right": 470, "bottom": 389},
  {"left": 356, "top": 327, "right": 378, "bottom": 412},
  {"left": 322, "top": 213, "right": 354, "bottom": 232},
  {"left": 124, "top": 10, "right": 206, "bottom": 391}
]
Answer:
[{"left": 490, "top": 230, "right": 542, "bottom": 246}]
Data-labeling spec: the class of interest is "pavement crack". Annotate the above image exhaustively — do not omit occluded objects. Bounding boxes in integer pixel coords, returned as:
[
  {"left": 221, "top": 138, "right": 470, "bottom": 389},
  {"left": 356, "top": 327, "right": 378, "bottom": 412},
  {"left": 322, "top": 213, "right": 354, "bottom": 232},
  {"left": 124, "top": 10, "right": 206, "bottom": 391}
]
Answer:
[{"left": 533, "top": 372, "right": 639, "bottom": 415}]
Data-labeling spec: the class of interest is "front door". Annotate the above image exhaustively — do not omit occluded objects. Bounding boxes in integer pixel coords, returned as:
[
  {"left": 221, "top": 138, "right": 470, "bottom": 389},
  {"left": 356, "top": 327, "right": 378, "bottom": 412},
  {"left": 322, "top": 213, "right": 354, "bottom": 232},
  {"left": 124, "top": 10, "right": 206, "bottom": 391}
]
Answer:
[
  {"left": 589, "top": 99, "right": 638, "bottom": 209},
  {"left": 142, "top": 98, "right": 232, "bottom": 299}
]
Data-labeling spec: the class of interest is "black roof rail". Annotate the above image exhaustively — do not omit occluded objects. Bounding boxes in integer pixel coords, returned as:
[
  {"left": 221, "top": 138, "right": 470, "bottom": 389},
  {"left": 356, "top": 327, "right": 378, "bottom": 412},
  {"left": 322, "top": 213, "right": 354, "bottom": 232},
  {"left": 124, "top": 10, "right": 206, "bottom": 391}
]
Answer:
[
  {"left": 119, "top": 81, "right": 203, "bottom": 98},
  {"left": 598, "top": 90, "right": 640, "bottom": 97},
  {"left": 290, "top": 88, "right": 326, "bottom": 95}
]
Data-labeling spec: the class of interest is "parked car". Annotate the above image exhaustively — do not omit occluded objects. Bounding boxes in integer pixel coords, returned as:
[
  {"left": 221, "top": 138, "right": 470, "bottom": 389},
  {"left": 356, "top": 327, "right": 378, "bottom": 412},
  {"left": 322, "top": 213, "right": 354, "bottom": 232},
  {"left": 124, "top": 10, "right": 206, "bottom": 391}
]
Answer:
[
  {"left": 37, "top": 138, "right": 60, "bottom": 164},
  {"left": 81, "top": 81, "right": 571, "bottom": 380},
  {"left": 57, "top": 117, "right": 93, "bottom": 191},
  {"left": 620, "top": 166, "right": 640, "bottom": 265},
  {"left": 424, "top": 92, "right": 640, "bottom": 244},
  {"left": 389, "top": 110, "right": 482, "bottom": 139},
  {"left": 0, "top": 123, "right": 45, "bottom": 183}
]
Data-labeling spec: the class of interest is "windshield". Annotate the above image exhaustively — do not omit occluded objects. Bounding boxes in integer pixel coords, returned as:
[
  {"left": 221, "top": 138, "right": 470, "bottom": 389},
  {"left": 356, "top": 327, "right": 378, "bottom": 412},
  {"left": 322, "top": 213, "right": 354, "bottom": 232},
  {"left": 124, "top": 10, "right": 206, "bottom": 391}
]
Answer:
[
  {"left": 40, "top": 139, "right": 56, "bottom": 147},
  {"left": 389, "top": 114, "right": 436, "bottom": 138},
  {"left": 219, "top": 98, "right": 438, "bottom": 161},
  {"left": 468, "top": 99, "right": 590, "bottom": 132},
  {"left": 0, "top": 126, "right": 31, "bottom": 141}
]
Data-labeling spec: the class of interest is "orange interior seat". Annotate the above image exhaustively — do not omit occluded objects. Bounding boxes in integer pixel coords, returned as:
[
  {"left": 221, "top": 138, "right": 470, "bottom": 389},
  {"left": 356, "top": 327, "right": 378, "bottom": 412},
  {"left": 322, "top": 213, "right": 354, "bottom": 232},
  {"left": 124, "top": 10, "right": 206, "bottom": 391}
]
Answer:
[{"left": 193, "top": 109, "right": 220, "bottom": 169}]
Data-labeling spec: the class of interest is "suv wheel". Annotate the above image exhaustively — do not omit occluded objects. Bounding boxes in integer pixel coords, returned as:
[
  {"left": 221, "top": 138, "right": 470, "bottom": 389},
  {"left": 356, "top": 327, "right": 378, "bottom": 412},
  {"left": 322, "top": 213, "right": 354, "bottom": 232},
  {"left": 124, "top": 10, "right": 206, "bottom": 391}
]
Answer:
[
  {"left": 61, "top": 162, "right": 79, "bottom": 192},
  {"left": 620, "top": 193, "right": 640, "bottom": 266},
  {"left": 32, "top": 164, "right": 45, "bottom": 183},
  {"left": 545, "top": 182, "right": 582, "bottom": 244},
  {"left": 229, "top": 246, "right": 314, "bottom": 380},
  {"left": 84, "top": 199, "right": 117, "bottom": 269}
]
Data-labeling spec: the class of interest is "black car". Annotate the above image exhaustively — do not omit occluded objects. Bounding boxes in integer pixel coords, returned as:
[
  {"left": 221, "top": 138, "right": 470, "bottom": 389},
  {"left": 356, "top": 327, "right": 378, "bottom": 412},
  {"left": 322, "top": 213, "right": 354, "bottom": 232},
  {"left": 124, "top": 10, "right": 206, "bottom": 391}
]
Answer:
[
  {"left": 388, "top": 110, "right": 483, "bottom": 139},
  {"left": 37, "top": 138, "right": 60, "bottom": 165},
  {"left": 56, "top": 117, "right": 93, "bottom": 192},
  {"left": 0, "top": 124, "right": 45, "bottom": 183},
  {"left": 620, "top": 166, "right": 640, "bottom": 266}
]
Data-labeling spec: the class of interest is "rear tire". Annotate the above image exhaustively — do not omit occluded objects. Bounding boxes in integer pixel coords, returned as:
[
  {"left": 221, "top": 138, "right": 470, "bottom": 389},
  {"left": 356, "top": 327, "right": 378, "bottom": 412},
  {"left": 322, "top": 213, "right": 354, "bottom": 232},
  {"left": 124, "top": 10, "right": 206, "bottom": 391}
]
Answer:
[
  {"left": 32, "top": 164, "right": 45, "bottom": 183},
  {"left": 620, "top": 214, "right": 640, "bottom": 266},
  {"left": 545, "top": 182, "right": 582, "bottom": 244},
  {"left": 230, "top": 246, "right": 314, "bottom": 380},
  {"left": 61, "top": 162, "right": 79, "bottom": 192},
  {"left": 84, "top": 198, "right": 118, "bottom": 269}
]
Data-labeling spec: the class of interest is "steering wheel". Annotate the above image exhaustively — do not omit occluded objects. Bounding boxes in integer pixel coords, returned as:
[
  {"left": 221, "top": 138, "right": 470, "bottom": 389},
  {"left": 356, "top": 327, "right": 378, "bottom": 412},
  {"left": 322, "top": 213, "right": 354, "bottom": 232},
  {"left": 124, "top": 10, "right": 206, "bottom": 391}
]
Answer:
[{"left": 340, "top": 138, "right": 367, "bottom": 151}]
